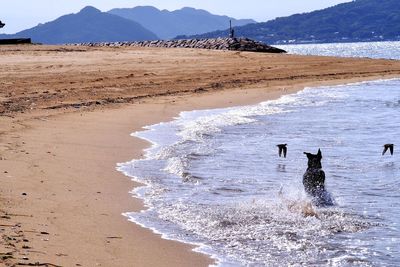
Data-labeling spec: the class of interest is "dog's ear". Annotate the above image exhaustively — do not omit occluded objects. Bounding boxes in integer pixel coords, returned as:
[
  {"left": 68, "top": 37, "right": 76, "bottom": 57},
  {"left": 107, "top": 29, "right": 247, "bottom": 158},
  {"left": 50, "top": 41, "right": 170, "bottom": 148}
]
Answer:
[
  {"left": 317, "top": 149, "right": 322, "bottom": 159},
  {"left": 304, "top": 152, "right": 311, "bottom": 159}
]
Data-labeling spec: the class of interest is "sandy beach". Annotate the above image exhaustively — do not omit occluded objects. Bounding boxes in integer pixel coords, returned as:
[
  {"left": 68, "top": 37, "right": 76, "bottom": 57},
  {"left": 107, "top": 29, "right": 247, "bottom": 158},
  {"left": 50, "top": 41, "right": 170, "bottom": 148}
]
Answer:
[{"left": 1, "top": 45, "right": 400, "bottom": 266}]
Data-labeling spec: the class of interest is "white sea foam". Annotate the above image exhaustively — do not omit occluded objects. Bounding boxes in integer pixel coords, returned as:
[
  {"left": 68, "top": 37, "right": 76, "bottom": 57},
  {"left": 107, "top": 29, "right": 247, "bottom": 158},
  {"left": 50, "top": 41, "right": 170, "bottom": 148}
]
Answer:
[{"left": 117, "top": 44, "right": 400, "bottom": 265}]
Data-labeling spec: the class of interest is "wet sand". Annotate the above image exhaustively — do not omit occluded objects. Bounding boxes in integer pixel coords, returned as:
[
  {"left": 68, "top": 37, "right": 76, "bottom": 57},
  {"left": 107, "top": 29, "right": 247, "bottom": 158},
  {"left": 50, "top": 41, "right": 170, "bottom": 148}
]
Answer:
[{"left": 1, "top": 45, "right": 400, "bottom": 266}]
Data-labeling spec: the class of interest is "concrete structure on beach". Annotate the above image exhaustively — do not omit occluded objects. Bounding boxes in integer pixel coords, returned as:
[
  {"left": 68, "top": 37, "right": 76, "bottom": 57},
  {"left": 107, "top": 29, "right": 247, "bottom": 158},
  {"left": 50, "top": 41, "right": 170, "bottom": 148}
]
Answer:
[{"left": 0, "top": 20, "right": 32, "bottom": 44}]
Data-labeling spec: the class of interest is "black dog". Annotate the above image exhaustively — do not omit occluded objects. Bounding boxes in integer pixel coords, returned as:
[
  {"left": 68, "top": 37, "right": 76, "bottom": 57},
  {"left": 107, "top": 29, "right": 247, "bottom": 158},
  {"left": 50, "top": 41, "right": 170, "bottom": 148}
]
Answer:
[{"left": 303, "top": 149, "right": 334, "bottom": 206}]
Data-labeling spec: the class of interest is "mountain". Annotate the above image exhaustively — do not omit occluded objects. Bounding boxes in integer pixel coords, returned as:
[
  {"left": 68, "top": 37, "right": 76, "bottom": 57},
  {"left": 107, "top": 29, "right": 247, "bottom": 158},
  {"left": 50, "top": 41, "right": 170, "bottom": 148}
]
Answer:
[
  {"left": 108, "top": 6, "right": 255, "bottom": 40},
  {"left": 0, "top": 6, "right": 158, "bottom": 44},
  {"left": 181, "top": 0, "right": 400, "bottom": 44}
]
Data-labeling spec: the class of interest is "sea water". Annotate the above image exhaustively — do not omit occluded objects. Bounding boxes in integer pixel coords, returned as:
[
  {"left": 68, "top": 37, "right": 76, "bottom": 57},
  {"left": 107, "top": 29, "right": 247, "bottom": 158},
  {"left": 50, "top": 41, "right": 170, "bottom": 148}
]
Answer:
[
  {"left": 118, "top": 42, "right": 400, "bottom": 266},
  {"left": 278, "top": 41, "right": 400, "bottom": 60}
]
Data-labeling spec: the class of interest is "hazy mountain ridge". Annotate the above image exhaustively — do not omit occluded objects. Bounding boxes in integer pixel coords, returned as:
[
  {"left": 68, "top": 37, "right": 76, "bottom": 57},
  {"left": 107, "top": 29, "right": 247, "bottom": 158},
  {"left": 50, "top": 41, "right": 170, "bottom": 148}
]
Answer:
[
  {"left": 108, "top": 6, "right": 255, "bottom": 39},
  {"left": 0, "top": 6, "right": 158, "bottom": 44},
  {"left": 180, "top": 0, "right": 400, "bottom": 44}
]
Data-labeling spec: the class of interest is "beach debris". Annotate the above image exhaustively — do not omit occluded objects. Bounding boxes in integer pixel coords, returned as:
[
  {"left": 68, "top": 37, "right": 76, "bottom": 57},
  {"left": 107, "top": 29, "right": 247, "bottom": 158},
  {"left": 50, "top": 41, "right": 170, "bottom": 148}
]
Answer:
[
  {"left": 277, "top": 144, "right": 287, "bottom": 158},
  {"left": 0, "top": 252, "right": 13, "bottom": 260},
  {"left": 55, "top": 253, "right": 68, "bottom": 257},
  {"left": 0, "top": 223, "right": 19, "bottom": 227},
  {"left": 382, "top": 144, "right": 394, "bottom": 155},
  {"left": 106, "top": 236, "right": 122, "bottom": 239},
  {"left": 6, "top": 213, "right": 33, "bottom": 217},
  {"left": 16, "top": 262, "right": 62, "bottom": 267}
]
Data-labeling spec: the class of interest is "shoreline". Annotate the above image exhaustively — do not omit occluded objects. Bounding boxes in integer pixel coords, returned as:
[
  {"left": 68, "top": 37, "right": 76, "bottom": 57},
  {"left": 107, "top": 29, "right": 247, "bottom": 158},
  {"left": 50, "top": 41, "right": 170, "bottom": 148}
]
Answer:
[
  {"left": 115, "top": 76, "right": 400, "bottom": 265},
  {"left": 1, "top": 45, "right": 400, "bottom": 266}
]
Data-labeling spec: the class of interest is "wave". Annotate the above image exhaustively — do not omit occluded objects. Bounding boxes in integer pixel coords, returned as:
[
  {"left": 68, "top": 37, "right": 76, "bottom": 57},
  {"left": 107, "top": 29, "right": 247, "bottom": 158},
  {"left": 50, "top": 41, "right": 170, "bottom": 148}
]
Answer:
[{"left": 117, "top": 78, "right": 400, "bottom": 266}]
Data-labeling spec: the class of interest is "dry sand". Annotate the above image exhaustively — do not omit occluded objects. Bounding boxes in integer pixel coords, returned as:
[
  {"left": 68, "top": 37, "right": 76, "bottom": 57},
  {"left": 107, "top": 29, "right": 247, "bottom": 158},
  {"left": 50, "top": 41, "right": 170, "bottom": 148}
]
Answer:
[{"left": 1, "top": 45, "right": 400, "bottom": 266}]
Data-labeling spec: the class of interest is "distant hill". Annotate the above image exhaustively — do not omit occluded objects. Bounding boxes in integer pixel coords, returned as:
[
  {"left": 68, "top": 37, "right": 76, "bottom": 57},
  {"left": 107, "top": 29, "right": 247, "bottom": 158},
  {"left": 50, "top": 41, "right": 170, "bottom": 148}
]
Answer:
[
  {"left": 108, "top": 6, "right": 255, "bottom": 40},
  {"left": 0, "top": 6, "right": 158, "bottom": 44},
  {"left": 182, "top": 0, "right": 400, "bottom": 44}
]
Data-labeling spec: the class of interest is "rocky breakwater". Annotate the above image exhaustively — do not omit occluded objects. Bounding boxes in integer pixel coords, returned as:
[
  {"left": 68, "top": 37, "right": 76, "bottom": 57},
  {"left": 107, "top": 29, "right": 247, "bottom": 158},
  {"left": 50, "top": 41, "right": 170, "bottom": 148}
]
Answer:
[{"left": 70, "top": 38, "right": 286, "bottom": 53}]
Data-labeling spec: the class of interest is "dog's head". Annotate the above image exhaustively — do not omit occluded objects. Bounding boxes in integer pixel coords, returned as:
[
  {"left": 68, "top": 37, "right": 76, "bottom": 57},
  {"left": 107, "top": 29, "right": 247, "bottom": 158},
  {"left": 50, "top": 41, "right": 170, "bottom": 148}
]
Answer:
[{"left": 304, "top": 149, "right": 322, "bottom": 169}]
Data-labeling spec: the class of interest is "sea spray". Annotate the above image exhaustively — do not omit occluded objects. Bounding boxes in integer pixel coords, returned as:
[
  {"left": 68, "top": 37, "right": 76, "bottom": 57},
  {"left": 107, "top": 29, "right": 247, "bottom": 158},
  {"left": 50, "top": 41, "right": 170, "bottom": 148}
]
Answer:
[{"left": 118, "top": 77, "right": 400, "bottom": 265}]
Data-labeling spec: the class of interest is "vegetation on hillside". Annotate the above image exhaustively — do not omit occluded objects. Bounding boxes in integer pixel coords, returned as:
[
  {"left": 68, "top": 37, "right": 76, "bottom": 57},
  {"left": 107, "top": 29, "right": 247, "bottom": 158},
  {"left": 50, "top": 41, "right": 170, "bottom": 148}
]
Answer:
[{"left": 181, "top": 0, "right": 400, "bottom": 44}]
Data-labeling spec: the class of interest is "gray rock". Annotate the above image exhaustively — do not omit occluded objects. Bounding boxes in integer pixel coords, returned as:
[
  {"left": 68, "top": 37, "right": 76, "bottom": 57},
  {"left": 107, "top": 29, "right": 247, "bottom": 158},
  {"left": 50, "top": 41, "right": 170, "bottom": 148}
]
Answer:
[{"left": 68, "top": 38, "right": 286, "bottom": 53}]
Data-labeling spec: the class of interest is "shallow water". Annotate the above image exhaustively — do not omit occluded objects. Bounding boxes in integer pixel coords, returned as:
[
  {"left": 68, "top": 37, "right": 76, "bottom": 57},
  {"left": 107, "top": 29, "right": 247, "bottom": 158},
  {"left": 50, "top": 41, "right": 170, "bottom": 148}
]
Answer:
[
  {"left": 278, "top": 41, "right": 400, "bottom": 60},
  {"left": 118, "top": 43, "right": 400, "bottom": 266}
]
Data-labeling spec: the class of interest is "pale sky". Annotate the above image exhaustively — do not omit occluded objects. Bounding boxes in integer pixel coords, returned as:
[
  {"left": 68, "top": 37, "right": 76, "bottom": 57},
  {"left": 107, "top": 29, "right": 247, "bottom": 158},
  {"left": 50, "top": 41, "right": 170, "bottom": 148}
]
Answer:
[{"left": 1, "top": 0, "right": 351, "bottom": 34}]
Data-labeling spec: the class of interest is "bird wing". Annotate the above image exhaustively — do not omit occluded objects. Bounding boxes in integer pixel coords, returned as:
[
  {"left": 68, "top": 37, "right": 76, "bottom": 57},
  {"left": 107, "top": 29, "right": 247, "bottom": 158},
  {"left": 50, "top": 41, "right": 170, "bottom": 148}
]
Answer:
[
  {"left": 278, "top": 147, "right": 282, "bottom": 157},
  {"left": 283, "top": 147, "right": 287, "bottom": 158},
  {"left": 390, "top": 145, "right": 394, "bottom": 155},
  {"left": 382, "top": 146, "right": 388, "bottom": 155}
]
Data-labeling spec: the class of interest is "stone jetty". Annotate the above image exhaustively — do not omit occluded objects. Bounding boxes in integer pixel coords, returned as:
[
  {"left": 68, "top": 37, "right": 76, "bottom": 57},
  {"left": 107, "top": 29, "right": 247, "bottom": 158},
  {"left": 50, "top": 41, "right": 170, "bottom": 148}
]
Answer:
[{"left": 69, "top": 37, "right": 286, "bottom": 53}]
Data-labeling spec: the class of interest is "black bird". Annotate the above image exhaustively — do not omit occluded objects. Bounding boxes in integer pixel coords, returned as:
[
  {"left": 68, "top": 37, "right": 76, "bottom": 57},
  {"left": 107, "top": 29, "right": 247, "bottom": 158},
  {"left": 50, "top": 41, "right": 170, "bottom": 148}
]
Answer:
[
  {"left": 382, "top": 144, "right": 394, "bottom": 155},
  {"left": 277, "top": 144, "right": 287, "bottom": 158},
  {"left": 0, "top": 21, "right": 5, "bottom": 28}
]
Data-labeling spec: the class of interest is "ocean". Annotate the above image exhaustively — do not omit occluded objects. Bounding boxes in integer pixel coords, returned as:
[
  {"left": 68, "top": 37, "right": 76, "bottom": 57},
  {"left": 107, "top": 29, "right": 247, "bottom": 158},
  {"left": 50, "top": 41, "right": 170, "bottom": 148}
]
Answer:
[{"left": 118, "top": 41, "right": 400, "bottom": 266}]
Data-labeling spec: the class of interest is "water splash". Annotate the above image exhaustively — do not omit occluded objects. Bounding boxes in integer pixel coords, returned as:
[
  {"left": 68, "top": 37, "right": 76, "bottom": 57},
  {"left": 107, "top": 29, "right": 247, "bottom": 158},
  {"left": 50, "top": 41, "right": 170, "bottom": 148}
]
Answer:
[{"left": 118, "top": 78, "right": 400, "bottom": 265}]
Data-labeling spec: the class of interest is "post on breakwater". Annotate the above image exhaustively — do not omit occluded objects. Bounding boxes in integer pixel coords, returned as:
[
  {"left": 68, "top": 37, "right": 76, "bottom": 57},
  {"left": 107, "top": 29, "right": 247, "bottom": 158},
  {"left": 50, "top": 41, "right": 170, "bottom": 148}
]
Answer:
[{"left": 229, "top": 20, "right": 235, "bottom": 38}]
